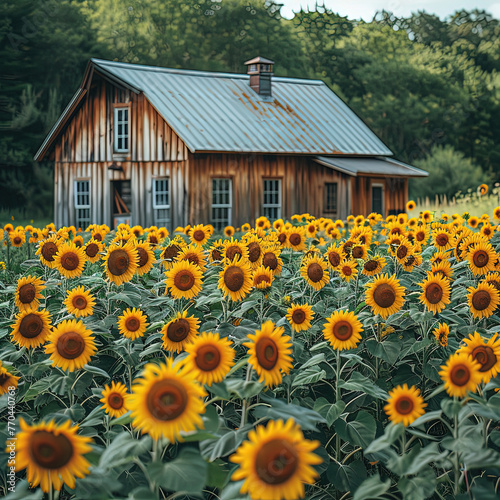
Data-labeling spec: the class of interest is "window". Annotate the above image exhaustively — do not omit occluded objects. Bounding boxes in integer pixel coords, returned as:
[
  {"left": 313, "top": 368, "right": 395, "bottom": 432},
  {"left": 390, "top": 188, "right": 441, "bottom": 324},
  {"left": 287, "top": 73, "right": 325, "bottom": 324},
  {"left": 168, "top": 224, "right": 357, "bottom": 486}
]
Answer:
[
  {"left": 114, "top": 107, "right": 129, "bottom": 152},
  {"left": 74, "top": 180, "right": 91, "bottom": 230},
  {"left": 153, "top": 178, "right": 170, "bottom": 227},
  {"left": 249, "top": 64, "right": 257, "bottom": 72},
  {"left": 372, "top": 184, "right": 384, "bottom": 215},
  {"left": 212, "top": 178, "right": 232, "bottom": 230},
  {"left": 324, "top": 182, "right": 338, "bottom": 214},
  {"left": 263, "top": 179, "right": 281, "bottom": 221}
]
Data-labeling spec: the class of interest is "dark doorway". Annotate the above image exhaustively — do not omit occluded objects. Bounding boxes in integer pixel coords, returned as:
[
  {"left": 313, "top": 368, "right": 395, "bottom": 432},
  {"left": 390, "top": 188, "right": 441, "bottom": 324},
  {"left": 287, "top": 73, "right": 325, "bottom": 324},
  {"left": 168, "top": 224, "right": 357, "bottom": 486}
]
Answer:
[{"left": 111, "top": 180, "right": 132, "bottom": 228}]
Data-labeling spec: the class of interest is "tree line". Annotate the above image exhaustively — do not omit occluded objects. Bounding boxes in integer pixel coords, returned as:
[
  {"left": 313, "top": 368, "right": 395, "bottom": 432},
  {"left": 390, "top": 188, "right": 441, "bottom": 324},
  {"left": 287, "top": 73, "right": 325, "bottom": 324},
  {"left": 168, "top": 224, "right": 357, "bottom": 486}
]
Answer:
[{"left": 1, "top": 0, "right": 499, "bottom": 217}]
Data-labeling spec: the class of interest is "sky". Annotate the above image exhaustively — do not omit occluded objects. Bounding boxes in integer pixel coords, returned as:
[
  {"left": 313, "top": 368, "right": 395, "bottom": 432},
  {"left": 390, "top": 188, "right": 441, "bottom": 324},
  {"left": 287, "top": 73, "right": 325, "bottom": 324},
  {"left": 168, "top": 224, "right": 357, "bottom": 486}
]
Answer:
[{"left": 279, "top": 0, "right": 500, "bottom": 20}]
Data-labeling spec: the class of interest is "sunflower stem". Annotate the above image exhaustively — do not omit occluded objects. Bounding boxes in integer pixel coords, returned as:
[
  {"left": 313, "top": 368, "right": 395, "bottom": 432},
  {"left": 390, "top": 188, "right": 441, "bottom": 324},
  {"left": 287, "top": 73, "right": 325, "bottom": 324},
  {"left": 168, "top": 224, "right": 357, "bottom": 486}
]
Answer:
[
  {"left": 48, "top": 475, "right": 54, "bottom": 500},
  {"left": 453, "top": 405, "right": 461, "bottom": 495},
  {"left": 240, "top": 363, "right": 253, "bottom": 428},
  {"left": 335, "top": 349, "right": 342, "bottom": 461}
]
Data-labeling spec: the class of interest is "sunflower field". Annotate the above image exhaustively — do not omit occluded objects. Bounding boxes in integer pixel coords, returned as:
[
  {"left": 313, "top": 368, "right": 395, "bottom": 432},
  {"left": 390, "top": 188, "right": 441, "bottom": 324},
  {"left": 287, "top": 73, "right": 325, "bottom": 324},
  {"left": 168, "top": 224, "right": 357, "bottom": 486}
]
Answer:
[{"left": 1, "top": 209, "right": 500, "bottom": 500}]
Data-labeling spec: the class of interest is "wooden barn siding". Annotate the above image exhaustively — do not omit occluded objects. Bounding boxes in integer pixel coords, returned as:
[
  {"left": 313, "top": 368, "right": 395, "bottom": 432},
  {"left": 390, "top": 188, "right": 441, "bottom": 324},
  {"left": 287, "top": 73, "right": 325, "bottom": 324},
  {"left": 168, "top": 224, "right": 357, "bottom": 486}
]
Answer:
[
  {"left": 188, "top": 154, "right": 351, "bottom": 226},
  {"left": 54, "top": 160, "right": 188, "bottom": 228},
  {"left": 350, "top": 177, "right": 408, "bottom": 217}
]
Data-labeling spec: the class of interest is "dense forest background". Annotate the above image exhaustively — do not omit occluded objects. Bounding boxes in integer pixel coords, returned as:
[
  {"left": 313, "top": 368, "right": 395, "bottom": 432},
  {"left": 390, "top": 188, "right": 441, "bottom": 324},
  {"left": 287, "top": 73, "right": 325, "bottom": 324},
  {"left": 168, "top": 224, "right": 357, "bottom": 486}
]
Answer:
[{"left": 1, "top": 0, "right": 499, "bottom": 219}]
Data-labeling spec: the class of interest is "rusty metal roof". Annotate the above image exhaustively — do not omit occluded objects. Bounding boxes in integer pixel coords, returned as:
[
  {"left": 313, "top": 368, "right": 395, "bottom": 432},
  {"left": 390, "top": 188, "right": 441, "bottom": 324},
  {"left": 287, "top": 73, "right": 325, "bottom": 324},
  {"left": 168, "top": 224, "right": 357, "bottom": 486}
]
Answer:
[
  {"left": 315, "top": 156, "right": 428, "bottom": 177},
  {"left": 87, "top": 58, "right": 393, "bottom": 156}
]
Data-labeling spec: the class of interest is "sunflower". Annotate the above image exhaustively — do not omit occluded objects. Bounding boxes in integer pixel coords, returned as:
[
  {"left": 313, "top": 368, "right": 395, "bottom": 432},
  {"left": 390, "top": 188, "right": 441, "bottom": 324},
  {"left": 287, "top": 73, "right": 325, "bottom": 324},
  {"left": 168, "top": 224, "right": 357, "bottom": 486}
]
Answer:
[
  {"left": 184, "top": 332, "right": 235, "bottom": 386},
  {"left": 224, "top": 225, "right": 235, "bottom": 237},
  {"left": 177, "top": 244, "right": 207, "bottom": 272},
  {"left": 337, "top": 259, "right": 358, "bottom": 283},
  {"left": 91, "top": 227, "right": 107, "bottom": 242},
  {"left": 253, "top": 265, "right": 274, "bottom": 289},
  {"left": 102, "top": 241, "right": 138, "bottom": 286},
  {"left": 300, "top": 255, "right": 329, "bottom": 290},
  {"left": 414, "top": 225, "right": 430, "bottom": 246},
  {"left": 384, "top": 384, "right": 426, "bottom": 427},
  {"left": 493, "top": 206, "right": 500, "bottom": 221},
  {"left": 467, "top": 241, "right": 497, "bottom": 275},
  {"left": 406, "top": 200, "right": 416, "bottom": 211},
  {"left": 479, "top": 183, "right": 488, "bottom": 195},
  {"left": 394, "top": 236, "right": 415, "bottom": 263},
  {"left": 244, "top": 321, "right": 293, "bottom": 387},
  {"left": 287, "top": 227, "right": 307, "bottom": 252},
  {"left": 218, "top": 256, "right": 253, "bottom": 301},
  {"left": 223, "top": 238, "right": 249, "bottom": 263},
  {"left": 63, "top": 286, "right": 95, "bottom": 318},
  {"left": 244, "top": 234, "right": 264, "bottom": 269},
  {"left": 161, "top": 311, "right": 200, "bottom": 352},
  {"left": 431, "top": 260, "right": 453, "bottom": 280},
  {"left": 13, "top": 418, "right": 93, "bottom": 493},
  {"left": 458, "top": 332, "right": 500, "bottom": 383},
  {"left": 439, "top": 352, "right": 482, "bottom": 398},
  {"left": 432, "top": 228, "right": 454, "bottom": 251},
  {"left": 468, "top": 216, "right": 480, "bottom": 229},
  {"left": 15, "top": 275, "right": 45, "bottom": 312},
  {"left": 286, "top": 303, "right": 314, "bottom": 332},
  {"left": 0, "top": 361, "right": 20, "bottom": 395},
  {"left": 484, "top": 271, "right": 500, "bottom": 292},
  {"left": 480, "top": 223, "right": 495, "bottom": 239},
  {"left": 133, "top": 241, "right": 156, "bottom": 275},
  {"left": 365, "top": 274, "right": 405, "bottom": 320},
  {"left": 323, "top": 310, "right": 363, "bottom": 351},
  {"left": 261, "top": 247, "right": 283, "bottom": 276},
  {"left": 131, "top": 225, "right": 144, "bottom": 238},
  {"left": 45, "top": 319, "right": 97, "bottom": 372},
  {"left": 9, "top": 229, "right": 25, "bottom": 247},
  {"left": 432, "top": 323, "right": 449, "bottom": 347},
  {"left": 419, "top": 273, "right": 451, "bottom": 314},
  {"left": 146, "top": 229, "right": 163, "bottom": 246},
  {"left": 165, "top": 259, "right": 203, "bottom": 300},
  {"left": 160, "top": 240, "right": 185, "bottom": 269},
  {"left": 189, "top": 224, "right": 212, "bottom": 246},
  {"left": 52, "top": 242, "right": 86, "bottom": 279},
  {"left": 118, "top": 308, "right": 149, "bottom": 340},
  {"left": 242, "top": 222, "right": 252, "bottom": 232},
  {"left": 467, "top": 282, "right": 500, "bottom": 319},
  {"left": 11, "top": 308, "right": 52, "bottom": 349},
  {"left": 82, "top": 238, "right": 104, "bottom": 263},
  {"left": 100, "top": 381, "right": 129, "bottom": 418},
  {"left": 362, "top": 256, "right": 386, "bottom": 276},
  {"left": 127, "top": 358, "right": 206, "bottom": 442},
  {"left": 230, "top": 418, "right": 322, "bottom": 500},
  {"left": 256, "top": 216, "right": 271, "bottom": 230},
  {"left": 36, "top": 235, "right": 60, "bottom": 268}
]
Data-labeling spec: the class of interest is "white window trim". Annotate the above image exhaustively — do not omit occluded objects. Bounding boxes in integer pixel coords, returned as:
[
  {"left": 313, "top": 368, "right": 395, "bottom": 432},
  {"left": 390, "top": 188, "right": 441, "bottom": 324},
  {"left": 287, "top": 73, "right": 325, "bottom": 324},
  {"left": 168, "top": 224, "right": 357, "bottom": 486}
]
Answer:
[
  {"left": 212, "top": 178, "right": 233, "bottom": 228},
  {"left": 74, "top": 179, "right": 91, "bottom": 229},
  {"left": 114, "top": 107, "right": 129, "bottom": 153},
  {"left": 152, "top": 177, "right": 171, "bottom": 227},
  {"left": 371, "top": 182, "right": 385, "bottom": 215},
  {"left": 263, "top": 178, "right": 282, "bottom": 220}
]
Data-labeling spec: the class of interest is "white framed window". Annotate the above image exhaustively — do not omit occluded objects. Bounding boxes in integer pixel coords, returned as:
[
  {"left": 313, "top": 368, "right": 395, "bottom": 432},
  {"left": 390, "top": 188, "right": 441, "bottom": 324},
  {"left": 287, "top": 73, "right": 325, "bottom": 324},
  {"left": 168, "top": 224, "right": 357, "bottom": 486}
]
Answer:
[
  {"left": 114, "top": 107, "right": 129, "bottom": 153},
  {"left": 263, "top": 178, "right": 281, "bottom": 221},
  {"left": 212, "top": 178, "right": 232, "bottom": 230},
  {"left": 372, "top": 183, "right": 384, "bottom": 215},
  {"left": 153, "top": 178, "right": 170, "bottom": 227},
  {"left": 74, "top": 180, "right": 91, "bottom": 230}
]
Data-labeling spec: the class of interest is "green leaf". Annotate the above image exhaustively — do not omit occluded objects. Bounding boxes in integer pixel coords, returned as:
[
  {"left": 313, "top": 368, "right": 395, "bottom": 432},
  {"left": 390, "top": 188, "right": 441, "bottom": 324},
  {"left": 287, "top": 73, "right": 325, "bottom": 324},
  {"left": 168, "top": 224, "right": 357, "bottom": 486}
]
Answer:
[
  {"left": 291, "top": 366, "right": 326, "bottom": 387},
  {"left": 225, "top": 379, "right": 264, "bottom": 399},
  {"left": 206, "top": 460, "right": 231, "bottom": 489},
  {"left": 366, "top": 338, "right": 401, "bottom": 364},
  {"left": 327, "top": 459, "right": 367, "bottom": 493},
  {"left": 4, "top": 480, "right": 43, "bottom": 500},
  {"left": 220, "top": 480, "right": 248, "bottom": 500},
  {"left": 84, "top": 364, "right": 110, "bottom": 379},
  {"left": 411, "top": 410, "right": 442, "bottom": 427},
  {"left": 441, "top": 398, "right": 462, "bottom": 418},
  {"left": 149, "top": 447, "right": 208, "bottom": 494},
  {"left": 300, "top": 353, "right": 326, "bottom": 369},
  {"left": 21, "top": 377, "right": 53, "bottom": 402},
  {"left": 200, "top": 426, "right": 251, "bottom": 461},
  {"left": 365, "top": 423, "right": 404, "bottom": 454},
  {"left": 109, "top": 412, "right": 133, "bottom": 427},
  {"left": 353, "top": 474, "right": 391, "bottom": 500},
  {"left": 338, "top": 372, "right": 388, "bottom": 400},
  {"left": 405, "top": 443, "right": 449, "bottom": 476},
  {"left": 398, "top": 466, "right": 437, "bottom": 500},
  {"left": 313, "top": 398, "right": 346, "bottom": 427},
  {"left": 337, "top": 411, "right": 377, "bottom": 448},
  {"left": 99, "top": 432, "right": 151, "bottom": 468}
]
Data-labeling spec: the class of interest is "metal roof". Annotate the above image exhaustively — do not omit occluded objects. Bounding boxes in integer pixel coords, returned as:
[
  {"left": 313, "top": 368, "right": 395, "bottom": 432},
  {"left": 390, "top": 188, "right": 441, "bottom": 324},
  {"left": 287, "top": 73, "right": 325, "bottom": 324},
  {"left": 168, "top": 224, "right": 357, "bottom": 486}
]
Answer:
[
  {"left": 315, "top": 156, "right": 428, "bottom": 177},
  {"left": 86, "top": 58, "right": 393, "bottom": 156}
]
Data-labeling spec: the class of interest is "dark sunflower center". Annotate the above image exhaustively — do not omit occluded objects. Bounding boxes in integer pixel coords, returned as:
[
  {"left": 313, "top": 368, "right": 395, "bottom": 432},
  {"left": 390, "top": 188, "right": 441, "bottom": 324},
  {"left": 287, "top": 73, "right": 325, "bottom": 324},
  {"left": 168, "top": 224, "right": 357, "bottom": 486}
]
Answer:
[
  {"left": 162, "top": 244, "right": 181, "bottom": 261},
  {"left": 108, "top": 393, "right": 124, "bottom": 409},
  {"left": 333, "top": 321, "right": 352, "bottom": 341},
  {"left": 488, "top": 280, "right": 500, "bottom": 291},
  {"left": 211, "top": 249, "right": 222, "bottom": 261},
  {"left": 364, "top": 260, "right": 378, "bottom": 272},
  {"left": 73, "top": 296, "right": 87, "bottom": 310},
  {"left": 438, "top": 332, "right": 448, "bottom": 346},
  {"left": 255, "top": 439, "right": 299, "bottom": 485},
  {"left": 108, "top": 249, "right": 130, "bottom": 276},
  {"left": 185, "top": 254, "right": 199, "bottom": 266},
  {"left": 425, "top": 283, "right": 443, "bottom": 304},
  {"left": 60, "top": 252, "right": 79, "bottom": 271},
  {"left": 343, "top": 241, "right": 354, "bottom": 257},
  {"left": 19, "top": 283, "right": 36, "bottom": 304},
  {"left": 255, "top": 274, "right": 271, "bottom": 285},
  {"left": 262, "top": 252, "right": 278, "bottom": 270},
  {"left": 56, "top": 332, "right": 86, "bottom": 359},
  {"left": 224, "top": 266, "right": 245, "bottom": 292},
  {"left": 93, "top": 233, "right": 103, "bottom": 241},
  {"left": 41, "top": 242, "right": 58, "bottom": 262},
  {"left": 137, "top": 247, "right": 149, "bottom": 267},
  {"left": 0, "top": 373, "right": 9, "bottom": 384},
  {"left": 85, "top": 243, "right": 99, "bottom": 258},
  {"left": 471, "top": 346, "right": 496, "bottom": 372},
  {"left": 19, "top": 313, "right": 43, "bottom": 338},
  {"left": 405, "top": 255, "right": 416, "bottom": 266},
  {"left": 30, "top": 430, "right": 73, "bottom": 469},
  {"left": 147, "top": 379, "right": 188, "bottom": 421},
  {"left": 193, "top": 229, "right": 205, "bottom": 242},
  {"left": 352, "top": 246, "right": 364, "bottom": 259},
  {"left": 291, "top": 309, "right": 306, "bottom": 324},
  {"left": 248, "top": 242, "right": 261, "bottom": 262},
  {"left": 174, "top": 270, "right": 195, "bottom": 291},
  {"left": 329, "top": 252, "right": 341, "bottom": 268},
  {"left": 373, "top": 283, "right": 396, "bottom": 308},
  {"left": 436, "top": 234, "right": 449, "bottom": 247},
  {"left": 472, "top": 290, "right": 491, "bottom": 311},
  {"left": 395, "top": 396, "right": 414, "bottom": 415},
  {"left": 196, "top": 344, "right": 221, "bottom": 371},
  {"left": 449, "top": 364, "right": 470, "bottom": 386},
  {"left": 473, "top": 250, "right": 489, "bottom": 268},
  {"left": 397, "top": 246, "right": 408, "bottom": 259},
  {"left": 278, "top": 233, "right": 287, "bottom": 245},
  {"left": 149, "top": 235, "right": 159, "bottom": 244},
  {"left": 342, "top": 265, "right": 352, "bottom": 276},
  {"left": 307, "top": 263, "right": 323, "bottom": 283},
  {"left": 289, "top": 233, "right": 301, "bottom": 246},
  {"left": 125, "top": 317, "right": 141, "bottom": 332},
  {"left": 167, "top": 319, "right": 190, "bottom": 342},
  {"left": 226, "top": 246, "right": 243, "bottom": 261},
  {"left": 255, "top": 337, "right": 279, "bottom": 370},
  {"left": 13, "top": 237, "right": 22, "bottom": 245}
]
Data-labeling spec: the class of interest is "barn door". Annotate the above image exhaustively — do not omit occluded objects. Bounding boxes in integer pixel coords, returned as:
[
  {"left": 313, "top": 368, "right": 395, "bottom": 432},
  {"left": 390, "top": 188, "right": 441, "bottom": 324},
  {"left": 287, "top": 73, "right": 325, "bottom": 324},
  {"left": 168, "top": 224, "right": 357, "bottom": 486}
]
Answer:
[{"left": 111, "top": 180, "right": 132, "bottom": 228}]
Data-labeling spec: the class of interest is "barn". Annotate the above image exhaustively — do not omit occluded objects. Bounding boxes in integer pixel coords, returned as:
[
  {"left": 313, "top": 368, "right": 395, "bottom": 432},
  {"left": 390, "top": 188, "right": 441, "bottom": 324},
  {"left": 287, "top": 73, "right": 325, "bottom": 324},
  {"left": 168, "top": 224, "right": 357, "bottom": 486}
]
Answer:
[{"left": 34, "top": 57, "right": 427, "bottom": 230}]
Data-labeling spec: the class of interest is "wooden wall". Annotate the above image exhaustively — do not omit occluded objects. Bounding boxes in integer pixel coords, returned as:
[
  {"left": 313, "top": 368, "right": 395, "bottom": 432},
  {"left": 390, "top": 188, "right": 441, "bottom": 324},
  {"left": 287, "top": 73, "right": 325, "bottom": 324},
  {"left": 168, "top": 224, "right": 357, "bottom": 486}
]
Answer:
[{"left": 188, "top": 154, "right": 351, "bottom": 227}]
